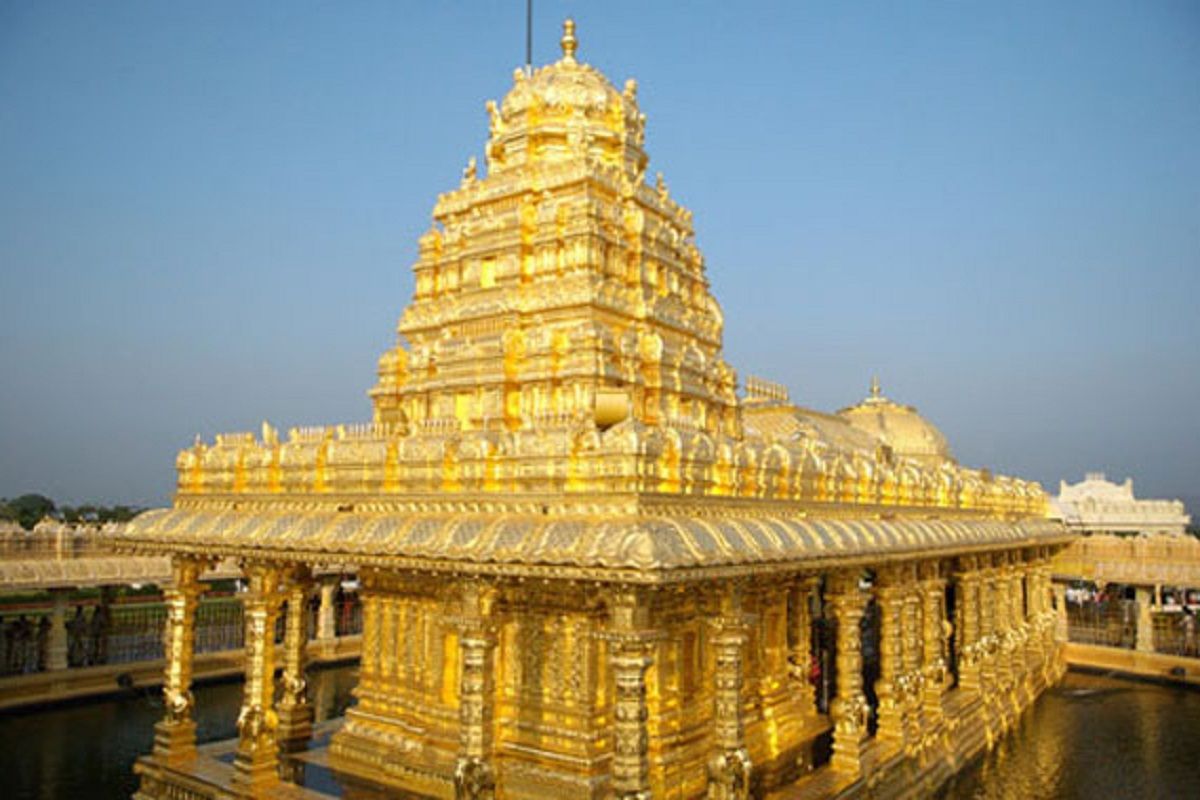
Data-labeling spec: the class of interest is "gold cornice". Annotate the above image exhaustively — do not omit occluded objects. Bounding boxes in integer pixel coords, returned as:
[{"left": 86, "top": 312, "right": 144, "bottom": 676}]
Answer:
[{"left": 116, "top": 507, "right": 1070, "bottom": 581}]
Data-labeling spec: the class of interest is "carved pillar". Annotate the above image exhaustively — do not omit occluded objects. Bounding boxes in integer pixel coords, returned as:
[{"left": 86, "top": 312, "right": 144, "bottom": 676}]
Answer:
[
  {"left": 1002, "top": 557, "right": 1022, "bottom": 683},
  {"left": 357, "top": 585, "right": 379, "bottom": 697},
  {"left": 153, "top": 556, "right": 206, "bottom": 758},
  {"left": 900, "top": 564, "right": 924, "bottom": 749},
  {"left": 954, "top": 557, "right": 982, "bottom": 693},
  {"left": 1135, "top": 586, "right": 1155, "bottom": 653},
  {"left": 873, "top": 566, "right": 905, "bottom": 748},
  {"left": 380, "top": 593, "right": 397, "bottom": 690},
  {"left": 1020, "top": 559, "right": 1042, "bottom": 670},
  {"left": 454, "top": 582, "right": 497, "bottom": 800},
  {"left": 276, "top": 567, "right": 314, "bottom": 757},
  {"left": 316, "top": 576, "right": 338, "bottom": 641},
  {"left": 977, "top": 560, "right": 999, "bottom": 690},
  {"left": 826, "top": 570, "right": 869, "bottom": 778},
  {"left": 232, "top": 563, "right": 286, "bottom": 791},
  {"left": 46, "top": 589, "right": 70, "bottom": 672},
  {"left": 991, "top": 556, "right": 1015, "bottom": 689},
  {"left": 918, "top": 561, "right": 947, "bottom": 724},
  {"left": 1033, "top": 556, "right": 1055, "bottom": 653},
  {"left": 1053, "top": 583, "right": 1068, "bottom": 643},
  {"left": 605, "top": 589, "right": 656, "bottom": 800},
  {"left": 788, "top": 577, "right": 818, "bottom": 715},
  {"left": 708, "top": 583, "right": 752, "bottom": 800}
]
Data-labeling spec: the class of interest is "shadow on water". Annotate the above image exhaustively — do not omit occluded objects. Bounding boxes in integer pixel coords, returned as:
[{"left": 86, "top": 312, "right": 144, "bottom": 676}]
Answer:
[
  {"left": 0, "top": 663, "right": 358, "bottom": 800},
  {"left": 939, "top": 671, "right": 1200, "bottom": 799}
]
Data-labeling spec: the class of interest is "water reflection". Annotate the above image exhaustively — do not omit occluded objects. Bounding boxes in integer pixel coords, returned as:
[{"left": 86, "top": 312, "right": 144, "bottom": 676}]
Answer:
[
  {"left": 0, "top": 663, "right": 357, "bottom": 800},
  {"left": 2, "top": 668, "right": 1197, "bottom": 799},
  {"left": 940, "top": 672, "right": 1200, "bottom": 799}
]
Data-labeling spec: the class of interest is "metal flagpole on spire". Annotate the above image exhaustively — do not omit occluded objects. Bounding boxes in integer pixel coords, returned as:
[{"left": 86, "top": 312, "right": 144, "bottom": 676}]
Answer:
[{"left": 525, "top": 0, "right": 533, "bottom": 74}]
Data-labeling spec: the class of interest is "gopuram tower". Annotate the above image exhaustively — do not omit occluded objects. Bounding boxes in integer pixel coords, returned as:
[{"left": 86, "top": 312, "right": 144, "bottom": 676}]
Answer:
[
  {"left": 369, "top": 18, "right": 739, "bottom": 443},
  {"left": 122, "top": 21, "right": 1073, "bottom": 800}
]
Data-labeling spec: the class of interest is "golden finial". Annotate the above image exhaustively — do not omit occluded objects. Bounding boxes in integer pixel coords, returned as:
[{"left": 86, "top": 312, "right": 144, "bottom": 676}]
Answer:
[
  {"left": 561, "top": 18, "right": 577, "bottom": 62},
  {"left": 869, "top": 375, "right": 882, "bottom": 400}
]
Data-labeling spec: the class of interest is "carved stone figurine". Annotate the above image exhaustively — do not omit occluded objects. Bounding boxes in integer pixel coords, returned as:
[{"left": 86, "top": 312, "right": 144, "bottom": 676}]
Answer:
[{"left": 453, "top": 754, "right": 494, "bottom": 800}]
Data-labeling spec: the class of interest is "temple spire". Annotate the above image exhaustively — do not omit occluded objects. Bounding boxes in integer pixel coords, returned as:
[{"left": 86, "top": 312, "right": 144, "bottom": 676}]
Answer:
[
  {"left": 561, "top": 18, "right": 577, "bottom": 62},
  {"left": 870, "top": 375, "right": 882, "bottom": 401}
]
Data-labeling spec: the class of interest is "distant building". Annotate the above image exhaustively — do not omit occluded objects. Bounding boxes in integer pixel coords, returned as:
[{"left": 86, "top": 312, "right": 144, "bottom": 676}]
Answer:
[{"left": 1051, "top": 472, "right": 1190, "bottom": 535}]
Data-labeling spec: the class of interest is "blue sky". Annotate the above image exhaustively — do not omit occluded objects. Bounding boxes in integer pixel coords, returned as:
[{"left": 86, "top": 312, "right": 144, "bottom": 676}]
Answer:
[{"left": 1, "top": 2, "right": 1197, "bottom": 510}]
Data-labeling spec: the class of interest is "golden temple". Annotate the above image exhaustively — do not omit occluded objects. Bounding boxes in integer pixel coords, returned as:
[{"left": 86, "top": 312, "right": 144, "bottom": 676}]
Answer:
[{"left": 120, "top": 20, "right": 1073, "bottom": 800}]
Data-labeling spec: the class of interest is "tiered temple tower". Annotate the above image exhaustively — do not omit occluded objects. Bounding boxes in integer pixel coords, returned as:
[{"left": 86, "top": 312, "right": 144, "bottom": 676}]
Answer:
[
  {"left": 370, "top": 19, "right": 738, "bottom": 439},
  {"left": 121, "top": 21, "right": 1072, "bottom": 800}
]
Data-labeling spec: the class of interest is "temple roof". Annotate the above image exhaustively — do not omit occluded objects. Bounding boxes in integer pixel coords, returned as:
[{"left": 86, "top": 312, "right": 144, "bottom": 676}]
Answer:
[
  {"left": 838, "top": 378, "right": 955, "bottom": 466},
  {"left": 119, "top": 507, "right": 1068, "bottom": 581},
  {"left": 114, "top": 20, "right": 1056, "bottom": 570}
]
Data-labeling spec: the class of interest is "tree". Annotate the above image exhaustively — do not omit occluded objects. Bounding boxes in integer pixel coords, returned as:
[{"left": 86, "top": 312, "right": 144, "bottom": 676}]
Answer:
[{"left": 7, "top": 494, "right": 56, "bottom": 530}]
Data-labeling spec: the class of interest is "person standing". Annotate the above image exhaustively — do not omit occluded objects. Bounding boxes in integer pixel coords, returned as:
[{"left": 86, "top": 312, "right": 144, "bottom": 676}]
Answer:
[
  {"left": 88, "top": 603, "right": 110, "bottom": 666},
  {"left": 36, "top": 615, "right": 51, "bottom": 671},
  {"left": 14, "top": 615, "right": 33, "bottom": 674},
  {"left": 1182, "top": 609, "right": 1197, "bottom": 657},
  {"left": 67, "top": 606, "right": 87, "bottom": 666}
]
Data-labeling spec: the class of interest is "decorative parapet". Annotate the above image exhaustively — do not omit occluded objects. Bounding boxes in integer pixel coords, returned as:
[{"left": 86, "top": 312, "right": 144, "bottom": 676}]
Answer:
[
  {"left": 1053, "top": 532, "right": 1200, "bottom": 587},
  {"left": 171, "top": 419, "right": 1048, "bottom": 519}
]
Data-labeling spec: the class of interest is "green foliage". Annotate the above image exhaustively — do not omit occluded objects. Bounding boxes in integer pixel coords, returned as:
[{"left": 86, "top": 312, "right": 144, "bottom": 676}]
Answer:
[
  {"left": 59, "top": 504, "right": 140, "bottom": 524},
  {"left": 0, "top": 495, "right": 143, "bottom": 529},
  {"left": 2, "top": 494, "right": 56, "bottom": 530}
]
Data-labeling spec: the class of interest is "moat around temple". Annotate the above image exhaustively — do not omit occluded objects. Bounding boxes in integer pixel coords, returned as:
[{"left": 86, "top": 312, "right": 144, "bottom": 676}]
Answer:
[{"left": 3, "top": 667, "right": 1197, "bottom": 800}]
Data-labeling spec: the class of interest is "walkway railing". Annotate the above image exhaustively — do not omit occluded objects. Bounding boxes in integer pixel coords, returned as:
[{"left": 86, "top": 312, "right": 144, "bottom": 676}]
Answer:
[
  {"left": 0, "top": 590, "right": 362, "bottom": 678},
  {"left": 1065, "top": 596, "right": 1198, "bottom": 658}
]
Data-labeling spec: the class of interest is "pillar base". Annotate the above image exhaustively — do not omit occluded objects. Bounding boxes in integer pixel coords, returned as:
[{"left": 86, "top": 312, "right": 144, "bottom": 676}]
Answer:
[
  {"left": 232, "top": 746, "right": 281, "bottom": 793},
  {"left": 831, "top": 738, "right": 868, "bottom": 780},
  {"left": 874, "top": 697, "right": 905, "bottom": 752},
  {"left": 276, "top": 704, "right": 315, "bottom": 754},
  {"left": 152, "top": 719, "right": 196, "bottom": 760}
]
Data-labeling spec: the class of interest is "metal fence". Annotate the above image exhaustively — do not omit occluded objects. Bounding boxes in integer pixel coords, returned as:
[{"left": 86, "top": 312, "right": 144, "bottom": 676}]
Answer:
[
  {"left": 1066, "top": 597, "right": 1137, "bottom": 648},
  {"left": 0, "top": 590, "right": 362, "bottom": 677},
  {"left": 1153, "top": 611, "right": 1199, "bottom": 657},
  {"left": 1066, "top": 595, "right": 1199, "bottom": 657}
]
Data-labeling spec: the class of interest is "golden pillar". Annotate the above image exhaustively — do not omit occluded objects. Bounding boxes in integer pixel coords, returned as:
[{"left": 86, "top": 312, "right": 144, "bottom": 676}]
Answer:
[
  {"left": 1053, "top": 582, "right": 1068, "bottom": 643},
  {"left": 708, "top": 583, "right": 751, "bottom": 800},
  {"left": 977, "top": 560, "right": 999, "bottom": 691},
  {"left": 153, "top": 556, "right": 206, "bottom": 759},
  {"left": 1018, "top": 559, "right": 1041, "bottom": 672},
  {"left": 46, "top": 588, "right": 70, "bottom": 672},
  {"left": 872, "top": 565, "right": 905, "bottom": 748},
  {"left": 315, "top": 575, "right": 338, "bottom": 642},
  {"left": 899, "top": 564, "right": 924, "bottom": 751},
  {"left": 953, "top": 557, "right": 982, "bottom": 693},
  {"left": 358, "top": 588, "right": 380, "bottom": 699},
  {"left": 990, "top": 556, "right": 1014, "bottom": 690},
  {"left": 276, "top": 567, "right": 314, "bottom": 757},
  {"left": 1135, "top": 586, "right": 1155, "bottom": 653},
  {"left": 918, "top": 561, "right": 947, "bottom": 726},
  {"left": 453, "top": 582, "right": 498, "bottom": 800},
  {"left": 605, "top": 589, "right": 656, "bottom": 800},
  {"left": 1039, "top": 561, "right": 1058, "bottom": 654},
  {"left": 827, "top": 570, "right": 869, "bottom": 778},
  {"left": 788, "top": 576, "right": 819, "bottom": 716},
  {"left": 232, "top": 562, "right": 286, "bottom": 791}
]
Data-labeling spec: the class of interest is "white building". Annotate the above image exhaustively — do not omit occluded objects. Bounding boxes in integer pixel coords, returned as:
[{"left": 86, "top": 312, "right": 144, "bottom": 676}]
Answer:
[{"left": 1051, "top": 472, "right": 1191, "bottom": 535}]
